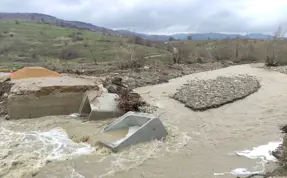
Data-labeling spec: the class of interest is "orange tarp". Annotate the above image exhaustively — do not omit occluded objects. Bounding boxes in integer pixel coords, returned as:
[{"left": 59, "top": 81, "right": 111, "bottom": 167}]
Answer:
[{"left": 10, "top": 67, "right": 61, "bottom": 80}]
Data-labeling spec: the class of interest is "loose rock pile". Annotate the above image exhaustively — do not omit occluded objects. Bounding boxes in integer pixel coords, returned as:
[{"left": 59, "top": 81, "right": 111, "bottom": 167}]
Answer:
[
  {"left": 268, "top": 66, "right": 287, "bottom": 75},
  {"left": 172, "top": 75, "right": 261, "bottom": 111}
]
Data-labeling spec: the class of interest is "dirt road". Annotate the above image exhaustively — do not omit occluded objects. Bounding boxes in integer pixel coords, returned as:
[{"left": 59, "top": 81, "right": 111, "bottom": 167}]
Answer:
[{"left": 1, "top": 64, "right": 287, "bottom": 178}]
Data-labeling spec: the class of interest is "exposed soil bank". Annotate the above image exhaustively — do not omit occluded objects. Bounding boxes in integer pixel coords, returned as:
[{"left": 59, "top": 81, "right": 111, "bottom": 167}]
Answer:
[
  {"left": 67, "top": 62, "right": 227, "bottom": 89},
  {"left": 172, "top": 75, "right": 261, "bottom": 111}
]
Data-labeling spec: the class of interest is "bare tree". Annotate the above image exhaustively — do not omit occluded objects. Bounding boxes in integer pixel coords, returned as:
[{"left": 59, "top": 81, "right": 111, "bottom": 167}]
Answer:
[
  {"left": 89, "top": 49, "right": 97, "bottom": 65},
  {"left": 88, "top": 39, "right": 97, "bottom": 65},
  {"left": 266, "top": 26, "right": 286, "bottom": 66},
  {"left": 121, "top": 37, "right": 136, "bottom": 61}
]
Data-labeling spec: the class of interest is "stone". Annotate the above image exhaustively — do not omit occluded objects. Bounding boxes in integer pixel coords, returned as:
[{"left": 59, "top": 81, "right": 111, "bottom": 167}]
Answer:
[
  {"left": 111, "top": 77, "right": 123, "bottom": 86},
  {"left": 3, "top": 93, "right": 8, "bottom": 98},
  {"left": 4, "top": 115, "right": 10, "bottom": 120},
  {"left": 107, "top": 84, "right": 118, "bottom": 93}
]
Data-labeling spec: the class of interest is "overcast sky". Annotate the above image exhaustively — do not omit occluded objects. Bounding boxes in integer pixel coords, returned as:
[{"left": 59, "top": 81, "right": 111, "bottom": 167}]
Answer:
[{"left": 1, "top": 0, "right": 287, "bottom": 34}]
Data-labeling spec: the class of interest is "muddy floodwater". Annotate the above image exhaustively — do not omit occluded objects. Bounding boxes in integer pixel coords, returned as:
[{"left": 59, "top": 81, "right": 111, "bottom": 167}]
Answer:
[{"left": 1, "top": 64, "right": 287, "bottom": 178}]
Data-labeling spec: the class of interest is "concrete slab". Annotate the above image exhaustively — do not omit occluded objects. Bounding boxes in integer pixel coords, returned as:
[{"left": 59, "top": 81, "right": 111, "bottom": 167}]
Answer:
[
  {"left": 9, "top": 76, "right": 97, "bottom": 94},
  {"left": 99, "top": 111, "right": 168, "bottom": 152},
  {"left": 7, "top": 76, "right": 100, "bottom": 119},
  {"left": 0, "top": 72, "right": 9, "bottom": 78},
  {"left": 79, "top": 90, "right": 123, "bottom": 120}
]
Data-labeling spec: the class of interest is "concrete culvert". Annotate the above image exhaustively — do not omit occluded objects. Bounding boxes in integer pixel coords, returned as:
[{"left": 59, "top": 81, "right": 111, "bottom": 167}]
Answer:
[{"left": 99, "top": 111, "right": 168, "bottom": 152}]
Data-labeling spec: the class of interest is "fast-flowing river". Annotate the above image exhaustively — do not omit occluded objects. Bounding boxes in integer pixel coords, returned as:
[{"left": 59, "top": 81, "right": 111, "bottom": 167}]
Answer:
[{"left": 1, "top": 64, "right": 287, "bottom": 178}]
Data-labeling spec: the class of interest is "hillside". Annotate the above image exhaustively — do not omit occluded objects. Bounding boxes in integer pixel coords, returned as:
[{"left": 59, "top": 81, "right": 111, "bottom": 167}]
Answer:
[
  {"left": 0, "top": 19, "right": 170, "bottom": 69},
  {"left": 0, "top": 13, "right": 275, "bottom": 41},
  {"left": 0, "top": 13, "right": 117, "bottom": 35}
]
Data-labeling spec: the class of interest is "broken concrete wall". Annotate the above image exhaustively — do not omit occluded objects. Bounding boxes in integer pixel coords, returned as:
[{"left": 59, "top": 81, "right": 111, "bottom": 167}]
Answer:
[
  {"left": 8, "top": 92, "right": 85, "bottom": 119},
  {"left": 79, "top": 90, "right": 123, "bottom": 120},
  {"left": 7, "top": 76, "right": 100, "bottom": 119}
]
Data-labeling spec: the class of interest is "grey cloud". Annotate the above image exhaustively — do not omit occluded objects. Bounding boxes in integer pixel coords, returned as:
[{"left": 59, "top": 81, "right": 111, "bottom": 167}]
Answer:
[{"left": 0, "top": 0, "right": 286, "bottom": 33}]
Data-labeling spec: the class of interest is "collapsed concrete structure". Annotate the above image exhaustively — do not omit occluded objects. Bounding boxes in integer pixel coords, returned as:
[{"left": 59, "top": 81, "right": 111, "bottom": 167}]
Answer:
[
  {"left": 79, "top": 90, "right": 123, "bottom": 120},
  {"left": 99, "top": 111, "right": 168, "bottom": 152},
  {"left": 2, "top": 67, "right": 169, "bottom": 152},
  {"left": 7, "top": 75, "right": 99, "bottom": 119}
]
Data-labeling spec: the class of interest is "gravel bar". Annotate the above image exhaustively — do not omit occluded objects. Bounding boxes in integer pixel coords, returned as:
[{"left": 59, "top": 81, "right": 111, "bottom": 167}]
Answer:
[{"left": 172, "top": 75, "right": 261, "bottom": 111}]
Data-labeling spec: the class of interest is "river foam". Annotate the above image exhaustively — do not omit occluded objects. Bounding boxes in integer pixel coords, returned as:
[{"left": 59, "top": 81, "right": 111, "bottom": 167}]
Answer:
[{"left": 0, "top": 127, "right": 94, "bottom": 177}]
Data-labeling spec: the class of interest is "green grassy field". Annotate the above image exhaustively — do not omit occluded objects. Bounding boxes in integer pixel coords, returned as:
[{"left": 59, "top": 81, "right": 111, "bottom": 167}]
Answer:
[
  {"left": 1, "top": 19, "right": 286, "bottom": 71},
  {"left": 0, "top": 19, "right": 170, "bottom": 69}
]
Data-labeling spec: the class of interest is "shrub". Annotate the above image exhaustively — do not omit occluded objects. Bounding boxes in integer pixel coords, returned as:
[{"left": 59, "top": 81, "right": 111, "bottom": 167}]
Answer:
[
  {"left": 68, "top": 32, "right": 84, "bottom": 42},
  {"left": 83, "top": 42, "right": 89, "bottom": 47},
  {"left": 265, "top": 56, "right": 277, "bottom": 66},
  {"left": 72, "top": 35, "right": 84, "bottom": 42},
  {"left": 211, "top": 45, "right": 234, "bottom": 61},
  {"left": 31, "top": 52, "right": 38, "bottom": 59},
  {"left": 59, "top": 47, "right": 79, "bottom": 60},
  {"left": 117, "top": 58, "right": 146, "bottom": 70}
]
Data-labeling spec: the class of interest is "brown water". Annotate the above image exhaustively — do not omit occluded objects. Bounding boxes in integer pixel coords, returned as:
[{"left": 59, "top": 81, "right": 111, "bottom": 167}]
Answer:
[
  {"left": 1, "top": 64, "right": 287, "bottom": 178},
  {"left": 100, "top": 129, "right": 129, "bottom": 142}
]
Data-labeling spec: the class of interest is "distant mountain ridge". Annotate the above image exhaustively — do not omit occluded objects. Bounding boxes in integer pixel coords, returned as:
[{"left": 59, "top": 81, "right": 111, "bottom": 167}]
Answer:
[
  {"left": 0, "top": 12, "right": 275, "bottom": 41},
  {"left": 137, "top": 32, "right": 274, "bottom": 40},
  {"left": 116, "top": 30, "right": 274, "bottom": 40},
  {"left": 0, "top": 12, "right": 118, "bottom": 35}
]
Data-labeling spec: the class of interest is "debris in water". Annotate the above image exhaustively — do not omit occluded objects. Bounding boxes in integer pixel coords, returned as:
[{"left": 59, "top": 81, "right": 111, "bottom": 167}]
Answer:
[
  {"left": 231, "top": 168, "right": 263, "bottom": 175},
  {"left": 69, "top": 113, "right": 80, "bottom": 118},
  {"left": 235, "top": 141, "right": 282, "bottom": 162},
  {"left": 214, "top": 141, "right": 281, "bottom": 176}
]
